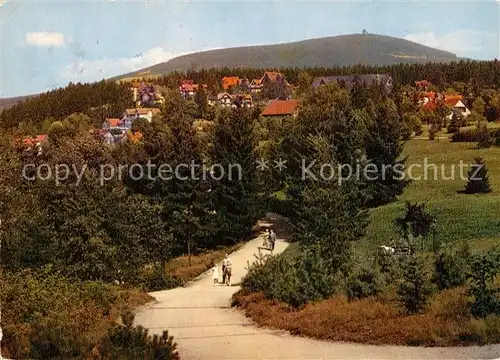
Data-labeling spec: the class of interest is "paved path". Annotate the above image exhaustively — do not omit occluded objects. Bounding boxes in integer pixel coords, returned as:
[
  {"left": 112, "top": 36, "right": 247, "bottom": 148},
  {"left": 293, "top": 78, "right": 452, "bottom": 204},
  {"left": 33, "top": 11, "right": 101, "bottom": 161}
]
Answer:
[{"left": 135, "top": 214, "right": 500, "bottom": 360}]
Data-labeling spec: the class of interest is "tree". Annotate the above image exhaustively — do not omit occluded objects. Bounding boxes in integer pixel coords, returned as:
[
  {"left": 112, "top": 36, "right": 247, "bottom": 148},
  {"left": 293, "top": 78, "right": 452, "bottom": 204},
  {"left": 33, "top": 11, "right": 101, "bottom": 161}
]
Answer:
[
  {"left": 467, "top": 250, "right": 500, "bottom": 318},
  {"left": 194, "top": 85, "right": 208, "bottom": 118},
  {"left": 397, "top": 254, "right": 433, "bottom": 314},
  {"left": 464, "top": 157, "right": 492, "bottom": 194},
  {"left": 97, "top": 312, "right": 180, "bottom": 359},
  {"left": 297, "top": 71, "right": 313, "bottom": 96},
  {"left": 395, "top": 202, "right": 436, "bottom": 252},
  {"left": 472, "top": 96, "right": 486, "bottom": 115},
  {"left": 433, "top": 242, "right": 470, "bottom": 290},
  {"left": 211, "top": 108, "right": 262, "bottom": 245},
  {"left": 362, "top": 97, "right": 410, "bottom": 207},
  {"left": 447, "top": 111, "right": 466, "bottom": 133}
]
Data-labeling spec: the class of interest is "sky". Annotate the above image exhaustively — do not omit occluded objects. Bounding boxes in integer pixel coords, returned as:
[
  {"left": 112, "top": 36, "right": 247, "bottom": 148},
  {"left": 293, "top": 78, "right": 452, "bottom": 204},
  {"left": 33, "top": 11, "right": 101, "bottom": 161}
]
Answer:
[{"left": 1, "top": 0, "right": 499, "bottom": 98}]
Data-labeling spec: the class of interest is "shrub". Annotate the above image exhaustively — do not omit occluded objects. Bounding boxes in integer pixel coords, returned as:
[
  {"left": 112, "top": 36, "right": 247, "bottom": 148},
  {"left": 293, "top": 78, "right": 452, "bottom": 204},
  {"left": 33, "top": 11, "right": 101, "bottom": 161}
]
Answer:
[
  {"left": 395, "top": 202, "right": 437, "bottom": 244},
  {"left": 468, "top": 250, "right": 500, "bottom": 318},
  {"left": 346, "top": 265, "right": 383, "bottom": 301},
  {"left": 463, "top": 157, "right": 492, "bottom": 194},
  {"left": 96, "top": 312, "right": 180, "bottom": 360},
  {"left": 432, "top": 243, "right": 470, "bottom": 290},
  {"left": 397, "top": 254, "right": 433, "bottom": 314},
  {"left": 401, "top": 124, "right": 412, "bottom": 141},
  {"left": 242, "top": 248, "right": 336, "bottom": 308},
  {"left": 135, "top": 265, "right": 183, "bottom": 292},
  {"left": 452, "top": 129, "right": 480, "bottom": 142},
  {"left": 477, "top": 123, "right": 492, "bottom": 148},
  {"left": 428, "top": 126, "right": 437, "bottom": 140}
]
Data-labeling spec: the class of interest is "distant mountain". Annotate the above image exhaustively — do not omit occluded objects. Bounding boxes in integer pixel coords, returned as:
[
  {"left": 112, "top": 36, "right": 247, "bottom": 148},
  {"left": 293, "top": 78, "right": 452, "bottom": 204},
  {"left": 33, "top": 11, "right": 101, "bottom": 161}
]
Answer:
[
  {"left": 116, "top": 33, "right": 461, "bottom": 81},
  {"left": 0, "top": 33, "right": 463, "bottom": 108}
]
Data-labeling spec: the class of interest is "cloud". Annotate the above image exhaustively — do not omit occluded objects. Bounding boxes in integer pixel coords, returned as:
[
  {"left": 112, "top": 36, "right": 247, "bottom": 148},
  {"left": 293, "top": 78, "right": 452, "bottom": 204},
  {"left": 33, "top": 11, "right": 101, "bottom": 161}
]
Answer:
[
  {"left": 59, "top": 47, "right": 185, "bottom": 82},
  {"left": 404, "top": 30, "right": 498, "bottom": 57},
  {"left": 25, "top": 31, "right": 66, "bottom": 47}
]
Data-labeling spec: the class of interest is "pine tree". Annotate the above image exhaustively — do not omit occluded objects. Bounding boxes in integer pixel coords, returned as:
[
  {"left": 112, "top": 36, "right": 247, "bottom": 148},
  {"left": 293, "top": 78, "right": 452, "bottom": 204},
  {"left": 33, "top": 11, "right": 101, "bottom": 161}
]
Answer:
[
  {"left": 464, "top": 157, "right": 492, "bottom": 194},
  {"left": 397, "top": 254, "right": 433, "bottom": 314}
]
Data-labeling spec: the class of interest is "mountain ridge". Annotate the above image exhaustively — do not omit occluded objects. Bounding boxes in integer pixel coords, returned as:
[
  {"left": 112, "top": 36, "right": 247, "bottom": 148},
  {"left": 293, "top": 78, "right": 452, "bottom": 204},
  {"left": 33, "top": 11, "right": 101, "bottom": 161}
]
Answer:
[{"left": 116, "top": 33, "right": 461, "bottom": 80}]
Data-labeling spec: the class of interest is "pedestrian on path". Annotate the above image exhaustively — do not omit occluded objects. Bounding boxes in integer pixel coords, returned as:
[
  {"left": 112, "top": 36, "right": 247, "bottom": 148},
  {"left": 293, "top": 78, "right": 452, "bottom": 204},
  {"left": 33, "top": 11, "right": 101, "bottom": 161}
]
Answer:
[
  {"left": 269, "top": 229, "right": 276, "bottom": 251},
  {"left": 263, "top": 228, "right": 270, "bottom": 247},
  {"left": 222, "top": 254, "right": 229, "bottom": 284},
  {"left": 224, "top": 255, "right": 232, "bottom": 286},
  {"left": 211, "top": 262, "right": 220, "bottom": 284}
]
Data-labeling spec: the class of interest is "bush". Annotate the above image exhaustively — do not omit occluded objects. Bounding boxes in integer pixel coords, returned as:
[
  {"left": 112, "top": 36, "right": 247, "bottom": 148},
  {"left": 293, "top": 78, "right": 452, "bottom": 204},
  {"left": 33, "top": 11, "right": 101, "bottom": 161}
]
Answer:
[
  {"left": 468, "top": 250, "right": 500, "bottom": 318},
  {"left": 397, "top": 254, "right": 433, "bottom": 314},
  {"left": 452, "top": 127, "right": 500, "bottom": 144},
  {"left": 346, "top": 265, "right": 383, "bottom": 301},
  {"left": 477, "top": 123, "right": 492, "bottom": 148},
  {"left": 428, "top": 126, "right": 437, "bottom": 140},
  {"left": 432, "top": 244, "right": 470, "bottom": 290},
  {"left": 0, "top": 269, "right": 143, "bottom": 359},
  {"left": 96, "top": 312, "right": 180, "bottom": 360},
  {"left": 242, "top": 248, "right": 336, "bottom": 308},
  {"left": 135, "top": 265, "right": 183, "bottom": 292},
  {"left": 452, "top": 129, "right": 480, "bottom": 142},
  {"left": 463, "top": 157, "right": 492, "bottom": 194}
]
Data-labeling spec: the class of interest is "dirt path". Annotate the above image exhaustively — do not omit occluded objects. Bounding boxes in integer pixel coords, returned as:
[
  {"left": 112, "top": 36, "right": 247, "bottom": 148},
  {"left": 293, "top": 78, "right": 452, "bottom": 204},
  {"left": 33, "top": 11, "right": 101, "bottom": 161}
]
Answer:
[{"left": 134, "top": 214, "right": 500, "bottom": 360}]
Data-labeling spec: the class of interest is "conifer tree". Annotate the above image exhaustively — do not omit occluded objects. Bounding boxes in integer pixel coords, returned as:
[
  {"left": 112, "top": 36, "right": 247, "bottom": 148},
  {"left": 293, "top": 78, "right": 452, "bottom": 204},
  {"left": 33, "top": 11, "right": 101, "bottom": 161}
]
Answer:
[{"left": 464, "top": 157, "right": 492, "bottom": 194}]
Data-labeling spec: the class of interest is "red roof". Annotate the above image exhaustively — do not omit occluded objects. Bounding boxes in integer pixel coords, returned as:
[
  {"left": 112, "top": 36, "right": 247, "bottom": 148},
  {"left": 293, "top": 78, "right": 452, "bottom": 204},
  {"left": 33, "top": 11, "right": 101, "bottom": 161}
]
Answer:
[
  {"left": 105, "top": 118, "right": 121, "bottom": 127},
  {"left": 261, "top": 100, "right": 299, "bottom": 116},
  {"left": 22, "top": 134, "right": 48, "bottom": 146},
  {"left": 221, "top": 77, "right": 240, "bottom": 90},
  {"left": 444, "top": 95, "right": 463, "bottom": 107},
  {"left": 262, "top": 71, "right": 280, "bottom": 82}
]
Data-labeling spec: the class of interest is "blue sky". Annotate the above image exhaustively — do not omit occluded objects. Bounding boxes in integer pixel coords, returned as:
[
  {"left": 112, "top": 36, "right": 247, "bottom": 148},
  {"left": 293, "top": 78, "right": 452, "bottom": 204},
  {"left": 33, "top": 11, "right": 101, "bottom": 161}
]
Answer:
[{"left": 1, "top": 0, "right": 499, "bottom": 97}]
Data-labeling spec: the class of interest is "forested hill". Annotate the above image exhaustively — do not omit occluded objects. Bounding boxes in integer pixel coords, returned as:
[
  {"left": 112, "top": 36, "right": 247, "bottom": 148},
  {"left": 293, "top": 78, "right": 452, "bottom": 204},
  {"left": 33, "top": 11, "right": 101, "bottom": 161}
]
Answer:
[
  {"left": 116, "top": 34, "right": 460, "bottom": 80},
  {"left": 2, "top": 60, "right": 500, "bottom": 133}
]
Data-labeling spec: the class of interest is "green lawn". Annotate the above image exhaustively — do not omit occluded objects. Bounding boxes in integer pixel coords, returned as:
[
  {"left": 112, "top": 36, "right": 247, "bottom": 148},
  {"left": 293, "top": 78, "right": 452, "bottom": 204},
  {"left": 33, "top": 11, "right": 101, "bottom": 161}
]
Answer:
[{"left": 361, "top": 139, "right": 500, "bottom": 252}]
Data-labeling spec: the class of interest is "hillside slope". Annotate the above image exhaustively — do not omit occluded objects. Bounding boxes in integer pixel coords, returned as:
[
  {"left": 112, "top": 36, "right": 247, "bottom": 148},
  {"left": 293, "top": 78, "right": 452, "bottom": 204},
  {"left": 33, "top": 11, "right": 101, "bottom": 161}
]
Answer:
[
  {"left": 117, "top": 33, "right": 459, "bottom": 80},
  {"left": 0, "top": 94, "right": 38, "bottom": 111}
]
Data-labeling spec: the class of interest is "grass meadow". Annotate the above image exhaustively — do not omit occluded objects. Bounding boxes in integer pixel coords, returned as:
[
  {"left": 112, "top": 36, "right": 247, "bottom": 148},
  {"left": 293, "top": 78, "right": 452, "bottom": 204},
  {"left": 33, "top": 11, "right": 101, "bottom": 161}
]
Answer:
[{"left": 362, "top": 138, "right": 500, "bottom": 252}]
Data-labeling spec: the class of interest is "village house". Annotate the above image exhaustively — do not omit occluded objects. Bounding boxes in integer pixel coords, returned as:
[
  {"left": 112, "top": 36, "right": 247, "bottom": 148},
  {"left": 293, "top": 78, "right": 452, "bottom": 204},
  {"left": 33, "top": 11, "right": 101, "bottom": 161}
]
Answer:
[
  {"left": 221, "top": 77, "right": 240, "bottom": 91},
  {"left": 130, "top": 82, "right": 165, "bottom": 107},
  {"left": 249, "top": 71, "right": 292, "bottom": 94},
  {"left": 445, "top": 95, "right": 471, "bottom": 119},
  {"left": 249, "top": 78, "right": 263, "bottom": 93},
  {"left": 213, "top": 93, "right": 253, "bottom": 108},
  {"left": 311, "top": 74, "right": 393, "bottom": 93},
  {"left": 122, "top": 108, "right": 161, "bottom": 124},
  {"left": 217, "top": 93, "right": 233, "bottom": 107},
  {"left": 234, "top": 94, "right": 253, "bottom": 108},
  {"left": 18, "top": 134, "right": 48, "bottom": 155},
  {"left": 261, "top": 99, "right": 299, "bottom": 117},
  {"left": 179, "top": 80, "right": 207, "bottom": 100}
]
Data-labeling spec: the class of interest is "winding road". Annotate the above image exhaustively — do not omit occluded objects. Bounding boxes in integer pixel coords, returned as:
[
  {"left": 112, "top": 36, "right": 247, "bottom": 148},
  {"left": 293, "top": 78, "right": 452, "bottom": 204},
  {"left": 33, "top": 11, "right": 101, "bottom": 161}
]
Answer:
[{"left": 134, "top": 214, "right": 500, "bottom": 360}]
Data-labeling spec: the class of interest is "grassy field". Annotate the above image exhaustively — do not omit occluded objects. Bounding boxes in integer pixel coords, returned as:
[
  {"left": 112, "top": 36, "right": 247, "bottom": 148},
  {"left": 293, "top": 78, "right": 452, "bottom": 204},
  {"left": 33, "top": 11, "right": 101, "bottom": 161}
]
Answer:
[{"left": 362, "top": 138, "right": 500, "bottom": 252}]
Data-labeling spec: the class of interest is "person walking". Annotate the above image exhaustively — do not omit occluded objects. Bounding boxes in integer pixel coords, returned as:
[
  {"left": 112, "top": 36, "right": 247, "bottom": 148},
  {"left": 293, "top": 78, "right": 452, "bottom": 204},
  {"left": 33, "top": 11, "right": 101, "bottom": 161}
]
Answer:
[
  {"left": 221, "top": 255, "right": 228, "bottom": 284},
  {"left": 269, "top": 229, "right": 277, "bottom": 251},
  {"left": 211, "top": 262, "right": 220, "bottom": 285},
  {"left": 263, "top": 228, "right": 270, "bottom": 248},
  {"left": 224, "top": 254, "right": 233, "bottom": 286}
]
